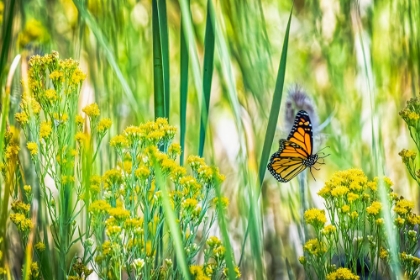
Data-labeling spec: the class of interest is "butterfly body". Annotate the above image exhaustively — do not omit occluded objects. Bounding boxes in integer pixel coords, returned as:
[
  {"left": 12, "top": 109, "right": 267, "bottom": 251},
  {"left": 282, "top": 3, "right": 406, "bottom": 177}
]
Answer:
[{"left": 267, "top": 110, "right": 322, "bottom": 182}]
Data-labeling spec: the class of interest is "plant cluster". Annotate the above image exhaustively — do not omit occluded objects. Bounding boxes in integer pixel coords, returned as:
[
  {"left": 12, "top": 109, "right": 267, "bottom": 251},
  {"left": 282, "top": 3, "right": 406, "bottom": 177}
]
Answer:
[{"left": 0, "top": 52, "right": 238, "bottom": 280}]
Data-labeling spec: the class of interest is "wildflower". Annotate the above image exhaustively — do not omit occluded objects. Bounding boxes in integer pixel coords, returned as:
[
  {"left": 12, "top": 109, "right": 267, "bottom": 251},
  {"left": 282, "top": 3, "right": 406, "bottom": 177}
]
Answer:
[
  {"left": 98, "top": 118, "right": 112, "bottom": 134},
  {"left": 135, "top": 166, "right": 150, "bottom": 180},
  {"left": 49, "top": 70, "right": 64, "bottom": 81},
  {"left": 284, "top": 85, "right": 318, "bottom": 130},
  {"left": 406, "top": 213, "right": 420, "bottom": 226},
  {"left": 89, "top": 200, "right": 111, "bottom": 215},
  {"left": 341, "top": 205, "right": 350, "bottom": 213},
  {"left": 110, "top": 134, "right": 128, "bottom": 148},
  {"left": 23, "top": 185, "right": 32, "bottom": 194},
  {"left": 131, "top": 258, "right": 145, "bottom": 270},
  {"left": 331, "top": 186, "right": 349, "bottom": 197},
  {"left": 107, "top": 207, "right": 130, "bottom": 221},
  {"left": 399, "top": 149, "right": 417, "bottom": 163},
  {"left": 15, "top": 112, "right": 29, "bottom": 124},
  {"left": 102, "top": 169, "right": 123, "bottom": 187},
  {"left": 190, "top": 265, "right": 210, "bottom": 280},
  {"left": 168, "top": 143, "right": 182, "bottom": 158},
  {"left": 75, "top": 114, "right": 85, "bottom": 125},
  {"left": 188, "top": 155, "right": 206, "bottom": 171},
  {"left": 304, "top": 208, "right": 327, "bottom": 227},
  {"left": 11, "top": 201, "right": 30, "bottom": 214},
  {"left": 10, "top": 213, "right": 33, "bottom": 233},
  {"left": 35, "top": 242, "right": 46, "bottom": 252},
  {"left": 82, "top": 103, "right": 100, "bottom": 118},
  {"left": 379, "top": 247, "right": 388, "bottom": 259},
  {"left": 366, "top": 201, "right": 381, "bottom": 216},
  {"left": 213, "top": 196, "right": 229, "bottom": 209},
  {"left": 304, "top": 239, "right": 326, "bottom": 256},
  {"left": 394, "top": 199, "right": 414, "bottom": 216},
  {"left": 40, "top": 121, "right": 52, "bottom": 139},
  {"left": 321, "top": 224, "right": 336, "bottom": 236},
  {"left": 347, "top": 192, "right": 360, "bottom": 203},
  {"left": 44, "top": 89, "right": 57, "bottom": 101},
  {"left": 27, "top": 142, "right": 38, "bottom": 155},
  {"left": 71, "top": 68, "right": 86, "bottom": 84},
  {"left": 350, "top": 211, "right": 359, "bottom": 219},
  {"left": 207, "top": 236, "right": 222, "bottom": 248},
  {"left": 326, "top": 267, "right": 359, "bottom": 280},
  {"left": 145, "top": 240, "right": 153, "bottom": 256},
  {"left": 5, "top": 145, "right": 20, "bottom": 160},
  {"left": 299, "top": 256, "right": 306, "bottom": 264},
  {"left": 30, "top": 262, "right": 40, "bottom": 278}
]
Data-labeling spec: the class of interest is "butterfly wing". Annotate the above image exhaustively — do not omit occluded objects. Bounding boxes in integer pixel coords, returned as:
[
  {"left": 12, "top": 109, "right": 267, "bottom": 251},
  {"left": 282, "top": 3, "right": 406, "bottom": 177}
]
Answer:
[
  {"left": 287, "top": 110, "right": 313, "bottom": 155},
  {"left": 267, "top": 140, "right": 310, "bottom": 182},
  {"left": 267, "top": 110, "right": 316, "bottom": 182}
]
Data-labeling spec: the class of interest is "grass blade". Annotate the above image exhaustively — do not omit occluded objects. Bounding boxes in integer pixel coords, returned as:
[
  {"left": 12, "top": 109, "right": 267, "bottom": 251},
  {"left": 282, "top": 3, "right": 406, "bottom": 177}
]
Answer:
[
  {"left": 258, "top": 5, "right": 293, "bottom": 186},
  {"left": 152, "top": 0, "right": 165, "bottom": 119},
  {"left": 179, "top": 0, "right": 190, "bottom": 165},
  {"left": 0, "top": 0, "right": 16, "bottom": 84},
  {"left": 198, "top": 0, "right": 215, "bottom": 157}
]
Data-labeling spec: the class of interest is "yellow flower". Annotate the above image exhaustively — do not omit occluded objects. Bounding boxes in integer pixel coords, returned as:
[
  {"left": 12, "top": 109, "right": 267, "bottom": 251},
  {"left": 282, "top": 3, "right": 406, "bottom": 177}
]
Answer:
[
  {"left": 168, "top": 143, "right": 182, "bottom": 158},
  {"left": 98, "top": 118, "right": 112, "bottom": 133},
  {"left": 44, "top": 89, "right": 57, "bottom": 101},
  {"left": 110, "top": 134, "right": 128, "bottom": 148},
  {"left": 331, "top": 186, "right": 349, "bottom": 197},
  {"left": 89, "top": 200, "right": 111, "bottom": 215},
  {"left": 326, "top": 267, "right": 359, "bottom": 280},
  {"left": 30, "top": 262, "right": 40, "bottom": 278},
  {"left": 212, "top": 196, "right": 229, "bottom": 209},
  {"left": 341, "top": 205, "right": 350, "bottom": 213},
  {"left": 11, "top": 200, "right": 30, "bottom": 214},
  {"left": 107, "top": 207, "right": 130, "bottom": 221},
  {"left": 394, "top": 199, "right": 414, "bottom": 216},
  {"left": 27, "top": 142, "right": 38, "bottom": 155},
  {"left": 299, "top": 256, "right": 306, "bottom": 264},
  {"left": 75, "top": 132, "right": 87, "bottom": 143},
  {"left": 366, "top": 201, "right": 381, "bottom": 216},
  {"left": 71, "top": 68, "right": 86, "bottom": 84},
  {"left": 24, "top": 185, "right": 32, "bottom": 194},
  {"left": 15, "top": 112, "right": 29, "bottom": 124},
  {"left": 399, "top": 149, "right": 417, "bottom": 163},
  {"left": 379, "top": 247, "right": 388, "bottom": 259},
  {"left": 321, "top": 224, "right": 336, "bottom": 235},
  {"left": 190, "top": 265, "right": 210, "bottom": 280},
  {"left": 304, "top": 208, "right": 327, "bottom": 227},
  {"left": 49, "top": 70, "right": 64, "bottom": 81},
  {"left": 10, "top": 213, "right": 34, "bottom": 233},
  {"left": 207, "top": 236, "right": 222, "bottom": 248},
  {"left": 135, "top": 166, "right": 150, "bottom": 180},
  {"left": 35, "top": 242, "right": 46, "bottom": 252},
  {"left": 347, "top": 192, "right": 359, "bottom": 203},
  {"left": 145, "top": 240, "right": 153, "bottom": 257},
  {"left": 40, "top": 121, "right": 52, "bottom": 139},
  {"left": 75, "top": 114, "right": 85, "bottom": 125},
  {"left": 304, "top": 239, "right": 326, "bottom": 256},
  {"left": 350, "top": 211, "right": 359, "bottom": 219},
  {"left": 103, "top": 169, "right": 123, "bottom": 187},
  {"left": 82, "top": 103, "right": 100, "bottom": 117}
]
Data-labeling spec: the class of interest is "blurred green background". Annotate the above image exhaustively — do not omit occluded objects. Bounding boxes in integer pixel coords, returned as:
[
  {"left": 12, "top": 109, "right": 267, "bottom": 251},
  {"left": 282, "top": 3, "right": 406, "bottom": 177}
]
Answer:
[{"left": 1, "top": 0, "right": 419, "bottom": 278}]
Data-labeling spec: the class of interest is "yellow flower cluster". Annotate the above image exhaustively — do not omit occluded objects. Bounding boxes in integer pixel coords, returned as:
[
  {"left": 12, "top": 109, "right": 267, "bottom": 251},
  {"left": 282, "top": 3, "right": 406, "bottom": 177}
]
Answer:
[
  {"left": 88, "top": 118, "right": 231, "bottom": 278},
  {"left": 326, "top": 267, "right": 359, "bottom": 280},
  {"left": 302, "top": 168, "right": 420, "bottom": 279},
  {"left": 304, "top": 208, "right": 327, "bottom": 228}
]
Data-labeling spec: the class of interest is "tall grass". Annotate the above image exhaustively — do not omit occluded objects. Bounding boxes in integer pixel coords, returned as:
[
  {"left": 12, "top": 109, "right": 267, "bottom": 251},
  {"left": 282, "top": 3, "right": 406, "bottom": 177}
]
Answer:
[{"left": 0, "top": 0, "right": 419, "bottom": 279}]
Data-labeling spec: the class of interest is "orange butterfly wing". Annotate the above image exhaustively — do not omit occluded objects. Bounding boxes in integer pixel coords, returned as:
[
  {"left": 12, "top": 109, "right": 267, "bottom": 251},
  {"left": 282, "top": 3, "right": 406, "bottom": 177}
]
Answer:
[{"left": 267, "top": 110, "right": 318, "bottom": 182}]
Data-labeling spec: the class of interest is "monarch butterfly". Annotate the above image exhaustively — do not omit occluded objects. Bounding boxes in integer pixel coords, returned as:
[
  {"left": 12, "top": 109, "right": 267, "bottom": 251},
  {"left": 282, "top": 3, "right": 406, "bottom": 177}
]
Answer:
[{"left": 267, "top": 110, "right": 325, "bottom": 182}]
